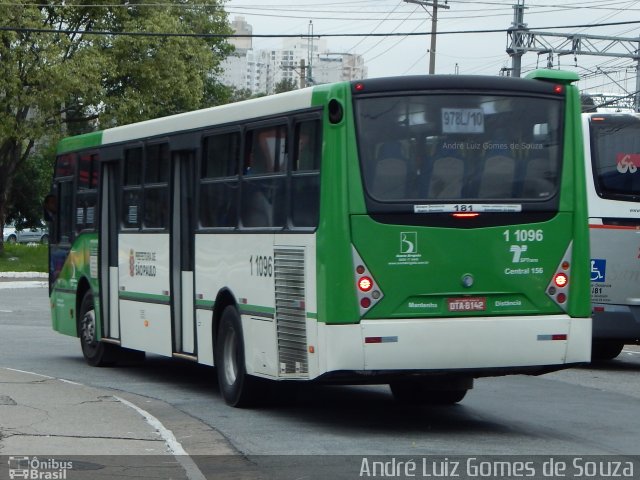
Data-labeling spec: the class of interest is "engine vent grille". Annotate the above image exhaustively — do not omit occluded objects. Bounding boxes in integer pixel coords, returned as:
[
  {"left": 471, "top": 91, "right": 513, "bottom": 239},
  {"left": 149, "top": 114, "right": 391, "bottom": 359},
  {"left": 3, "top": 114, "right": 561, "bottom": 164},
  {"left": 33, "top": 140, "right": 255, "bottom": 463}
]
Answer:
[{"left": 274, "top": 247, "right": 308, "bottom": 377}]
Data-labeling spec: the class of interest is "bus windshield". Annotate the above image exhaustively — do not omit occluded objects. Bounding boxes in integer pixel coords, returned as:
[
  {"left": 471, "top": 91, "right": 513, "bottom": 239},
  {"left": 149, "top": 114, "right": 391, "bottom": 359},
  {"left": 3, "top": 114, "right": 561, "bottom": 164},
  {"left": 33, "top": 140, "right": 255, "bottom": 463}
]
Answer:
[
  {"left": 355, "top": 93, "right": 563, "bottom": 204},
  {"left": 589, "top": 115, "right": 640, "bottom": 200}
]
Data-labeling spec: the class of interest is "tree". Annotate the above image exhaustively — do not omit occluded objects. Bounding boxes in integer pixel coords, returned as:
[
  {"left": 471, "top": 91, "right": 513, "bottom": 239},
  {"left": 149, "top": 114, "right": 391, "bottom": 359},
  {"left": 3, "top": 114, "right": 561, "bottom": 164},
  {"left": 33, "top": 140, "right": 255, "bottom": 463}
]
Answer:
[
  {"left": 274, "top": 78, "right": 299, "bottom": 94},
  {"left": 5, "top": 144, "right": 55, "bottom": 230},
  {"left": 0, "top": 0, "right": 233, "bottom": 253},
  {"left": 232, "top": 87, "right": 254, "bottom": 102}
]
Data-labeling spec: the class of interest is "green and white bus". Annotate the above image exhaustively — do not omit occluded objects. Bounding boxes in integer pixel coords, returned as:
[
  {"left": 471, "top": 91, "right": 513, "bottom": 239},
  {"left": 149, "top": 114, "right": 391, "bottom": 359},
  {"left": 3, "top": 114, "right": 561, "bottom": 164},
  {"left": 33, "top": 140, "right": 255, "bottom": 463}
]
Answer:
[
  {"left": 582, "top": 112, "right": 640, "bottom": 360},
  {"left": 47, "top": 70, "right": 591, "bottom": 407}
]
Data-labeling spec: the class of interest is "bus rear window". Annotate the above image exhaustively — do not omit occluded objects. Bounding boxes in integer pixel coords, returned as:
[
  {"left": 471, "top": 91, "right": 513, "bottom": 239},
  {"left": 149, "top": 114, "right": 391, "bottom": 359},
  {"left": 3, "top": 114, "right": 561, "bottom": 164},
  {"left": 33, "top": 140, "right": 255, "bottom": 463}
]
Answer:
[
  {"left": 589, "top": 115, "right": 640, "bottom": 200},
  {"left": 355, "top": 94, "right": 563, "bottom": 204}
]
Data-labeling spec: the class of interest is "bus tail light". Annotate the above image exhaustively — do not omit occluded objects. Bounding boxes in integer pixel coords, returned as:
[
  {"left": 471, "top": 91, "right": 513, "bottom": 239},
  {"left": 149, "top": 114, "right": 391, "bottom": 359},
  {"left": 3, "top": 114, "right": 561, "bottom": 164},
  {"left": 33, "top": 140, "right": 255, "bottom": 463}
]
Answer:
[
  {"left": 554, "top": 272, "right": 568, "bottom": 288},
  {"left": 546, "top": 242, "right": 572, "bottom": 310},
  {"left": 358, "top": 276, "right": 373, "bottom": 292},
  {"left": 352, "top": 246, "right": 384, "bottom": 315}
]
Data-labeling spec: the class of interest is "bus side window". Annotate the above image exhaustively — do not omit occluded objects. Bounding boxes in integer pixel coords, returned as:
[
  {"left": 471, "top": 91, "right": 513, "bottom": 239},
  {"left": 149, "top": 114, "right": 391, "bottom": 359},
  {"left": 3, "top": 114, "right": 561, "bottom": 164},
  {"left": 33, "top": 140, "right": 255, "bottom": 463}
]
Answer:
[
  {"left": 76, "top": 153, "right": 99, "bottom": 232},
  {"left": 58, "top": 181, "right": 74, "bottom": 244},
  {"left": 200, "top": 131, "right": 240, "bottom": 228},
  {"left": 292, "top": 119, "right": 321, "bottom": 228},
  {"left": 241, "top": 125, "right": 287, "bottom": 228},
  {"left": 144, "top": 143, "right": 170, "bottom": 230},
  {"left": 122, "top": 147, "right": 143, "bottom": 229},
  {"left": 53, "top": 153, "right": 76, "bottom": 244}
]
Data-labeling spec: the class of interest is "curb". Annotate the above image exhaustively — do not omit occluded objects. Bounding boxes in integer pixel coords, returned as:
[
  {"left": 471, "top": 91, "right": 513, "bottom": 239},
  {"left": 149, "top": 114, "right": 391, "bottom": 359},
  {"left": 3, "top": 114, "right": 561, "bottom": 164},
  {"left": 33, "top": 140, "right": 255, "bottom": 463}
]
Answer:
[{"left": 0, "top": 272, "right": 47, "bottom": 278}]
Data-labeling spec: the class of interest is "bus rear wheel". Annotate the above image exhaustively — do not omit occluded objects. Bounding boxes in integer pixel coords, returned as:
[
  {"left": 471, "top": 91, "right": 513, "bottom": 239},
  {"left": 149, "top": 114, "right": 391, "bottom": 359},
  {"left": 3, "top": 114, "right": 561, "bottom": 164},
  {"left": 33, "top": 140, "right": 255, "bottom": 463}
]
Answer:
[
  {"left": 79, "top": 291, "right": 116, "bottom": 367},
  {"left": 216, "top": 305, "right": 261, "bottom": 407},
  {"left": 389, "top": 379, "right": 470, "bottom": 405},
  {"left": 592, "top": 340, "right": 624, "bottom": 361}
]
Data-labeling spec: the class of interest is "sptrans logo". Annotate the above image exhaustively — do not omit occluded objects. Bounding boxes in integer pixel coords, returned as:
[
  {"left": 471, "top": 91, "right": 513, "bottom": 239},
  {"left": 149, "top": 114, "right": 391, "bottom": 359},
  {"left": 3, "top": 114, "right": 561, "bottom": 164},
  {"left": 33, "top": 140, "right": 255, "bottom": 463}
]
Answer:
[{"left": 8, "top": 456, "right": 72, "bottom": 479}]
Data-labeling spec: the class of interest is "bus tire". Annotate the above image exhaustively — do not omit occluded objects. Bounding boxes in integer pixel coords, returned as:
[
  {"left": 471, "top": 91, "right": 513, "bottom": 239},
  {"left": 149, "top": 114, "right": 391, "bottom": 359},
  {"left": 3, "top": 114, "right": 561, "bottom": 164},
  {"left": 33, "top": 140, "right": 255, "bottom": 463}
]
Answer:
[
  {"left": 216, "top": 305, "right": 260, "bottom": 407},
  {"left": 591, "top": 340, "right": 624, "bottom": 361},
  {"left": 389, "top": 382, "right": 468, "bottom": 405},
  {"left": 79, "top": 291, "right": 116, "bottom": 367}
]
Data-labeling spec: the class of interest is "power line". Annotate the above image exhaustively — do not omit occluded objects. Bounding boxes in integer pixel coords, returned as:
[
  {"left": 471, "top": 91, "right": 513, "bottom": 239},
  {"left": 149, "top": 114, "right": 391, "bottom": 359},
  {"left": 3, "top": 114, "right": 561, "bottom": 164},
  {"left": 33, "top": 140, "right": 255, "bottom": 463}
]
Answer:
[
  {"left": 347, "top": 0, "right": 405, "bottom": 53},
  {"left": 2, "top": 19, "right": 640, "bottom": 38}
]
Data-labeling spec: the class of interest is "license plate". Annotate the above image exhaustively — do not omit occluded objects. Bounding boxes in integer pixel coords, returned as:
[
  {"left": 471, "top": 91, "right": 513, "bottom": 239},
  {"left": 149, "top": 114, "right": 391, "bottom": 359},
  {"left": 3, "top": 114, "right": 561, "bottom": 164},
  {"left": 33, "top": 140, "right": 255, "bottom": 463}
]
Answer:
[{"left": 447, "top": 297, "right": 486, "bottom": 312}]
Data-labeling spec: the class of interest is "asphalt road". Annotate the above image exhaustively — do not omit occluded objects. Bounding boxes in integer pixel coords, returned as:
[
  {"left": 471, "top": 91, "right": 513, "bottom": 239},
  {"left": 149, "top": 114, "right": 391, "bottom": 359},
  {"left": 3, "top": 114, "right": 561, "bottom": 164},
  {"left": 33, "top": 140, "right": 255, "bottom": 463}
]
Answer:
[{"left": 1, "top": 286, "right": 639, "bottom": 459}]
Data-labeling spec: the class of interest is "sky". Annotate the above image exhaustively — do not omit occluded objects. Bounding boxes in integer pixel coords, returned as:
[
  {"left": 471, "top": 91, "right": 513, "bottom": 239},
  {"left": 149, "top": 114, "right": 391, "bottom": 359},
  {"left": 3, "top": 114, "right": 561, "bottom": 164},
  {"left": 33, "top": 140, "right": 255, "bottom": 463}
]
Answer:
[{"left": 223, "top": 0, "right": 640, "bottom": 100}]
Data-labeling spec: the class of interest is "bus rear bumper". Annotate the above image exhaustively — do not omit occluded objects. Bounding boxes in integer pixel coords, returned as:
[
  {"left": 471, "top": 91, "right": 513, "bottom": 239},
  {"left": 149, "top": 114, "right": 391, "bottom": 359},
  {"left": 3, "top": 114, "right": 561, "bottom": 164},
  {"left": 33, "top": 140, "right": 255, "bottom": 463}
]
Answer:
[{"left": 316, "top": 315, "right": 591, "bottom": 378}]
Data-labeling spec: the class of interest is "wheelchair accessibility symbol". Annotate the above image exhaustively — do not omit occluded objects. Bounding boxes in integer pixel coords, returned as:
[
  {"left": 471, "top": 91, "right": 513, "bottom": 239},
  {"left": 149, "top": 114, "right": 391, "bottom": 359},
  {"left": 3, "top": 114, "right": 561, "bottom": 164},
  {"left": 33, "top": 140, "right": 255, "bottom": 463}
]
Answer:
[{"left": 591, "top": 259, "right": 606, "bottom": 282}]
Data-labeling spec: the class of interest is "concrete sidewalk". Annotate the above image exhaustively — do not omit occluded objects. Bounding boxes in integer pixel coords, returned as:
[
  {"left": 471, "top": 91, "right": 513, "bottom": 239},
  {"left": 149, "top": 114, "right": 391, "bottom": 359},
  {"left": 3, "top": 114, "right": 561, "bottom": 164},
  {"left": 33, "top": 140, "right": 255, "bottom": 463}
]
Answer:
[
  {"left": 0, "top": 367, "right": 174, "bottom": 456},
  {"left": 0, "top": 276, "right": 264, "bottom": 479},
  {"left": 0, "top": 272, "right": 47, "bottom": 289},
  {"left": 0, "top": 368, "right": 254, "bottom": 479}
]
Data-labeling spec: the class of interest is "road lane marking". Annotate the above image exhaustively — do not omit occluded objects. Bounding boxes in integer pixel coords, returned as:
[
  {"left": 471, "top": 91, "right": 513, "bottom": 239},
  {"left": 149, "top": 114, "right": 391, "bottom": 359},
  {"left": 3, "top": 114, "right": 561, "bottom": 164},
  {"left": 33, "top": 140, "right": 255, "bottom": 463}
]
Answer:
[
  {"left": 5, "top": 367, "right": 54, "bottom": 379},
  {"left": 115, "top": 395, "right": 207, "bottom": 480},
  {"left": 59, "top": 378, "right": 82, "bottom": 386},
  {"left": 2, "top": 367, "right": 207, "bottom": 480}
]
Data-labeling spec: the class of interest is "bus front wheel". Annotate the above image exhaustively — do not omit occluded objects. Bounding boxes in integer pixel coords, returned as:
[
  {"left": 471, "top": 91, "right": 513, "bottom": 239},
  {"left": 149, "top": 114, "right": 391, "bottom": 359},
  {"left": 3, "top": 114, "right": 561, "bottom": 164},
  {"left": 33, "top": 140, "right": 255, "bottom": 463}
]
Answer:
[
  {"left": 216, "top": 305, "right": 261, "bottom": 407},
  {"left": 79, "top": 291, "right": 116, "bottom": 367}
]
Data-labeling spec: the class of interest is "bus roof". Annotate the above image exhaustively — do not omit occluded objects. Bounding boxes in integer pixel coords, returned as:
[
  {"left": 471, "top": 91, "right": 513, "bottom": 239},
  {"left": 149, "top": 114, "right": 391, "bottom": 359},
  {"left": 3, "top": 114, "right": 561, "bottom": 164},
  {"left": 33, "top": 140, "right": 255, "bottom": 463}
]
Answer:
[
  {"left": 56, "top": 71, "right": 581, "bottom": 155},
  {"left": 349, "top": 70, "right": 578, "bottom": 95},
  {"left": 56, "top": 86, "right": 317, "bottom": 154}
]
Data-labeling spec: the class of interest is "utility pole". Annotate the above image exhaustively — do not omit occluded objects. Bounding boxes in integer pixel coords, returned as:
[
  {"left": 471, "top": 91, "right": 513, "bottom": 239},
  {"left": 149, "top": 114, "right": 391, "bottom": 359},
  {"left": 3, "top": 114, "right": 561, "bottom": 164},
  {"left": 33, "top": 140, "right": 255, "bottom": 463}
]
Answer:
[
  {"left": 506, "top": 0, "right": 528, "bottom": 77},
  {"left": 307, "top": 21, "right": 314, "bottom": 86},
  {"left": 300, "top": 58, "right": 306, "bottom": 89},
  {"left": 506, "top": 26, "right": 640, "bottom": 111},
  {"left": 404, "top": 0, "right": 450, "bottom": 74},
  {"left": 304, "top": 20, "right": 322, "bottom": 85},
  {"left": 636, "top": 39, "right": 640, "bottom": 112}
]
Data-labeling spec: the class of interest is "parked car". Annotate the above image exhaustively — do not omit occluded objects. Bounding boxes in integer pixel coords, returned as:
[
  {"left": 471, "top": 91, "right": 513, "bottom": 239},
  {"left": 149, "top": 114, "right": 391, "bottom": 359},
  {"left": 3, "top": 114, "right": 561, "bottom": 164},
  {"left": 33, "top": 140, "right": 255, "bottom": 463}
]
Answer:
[{"left": 3, "top": 223, "right": 49, "bottom": 244}]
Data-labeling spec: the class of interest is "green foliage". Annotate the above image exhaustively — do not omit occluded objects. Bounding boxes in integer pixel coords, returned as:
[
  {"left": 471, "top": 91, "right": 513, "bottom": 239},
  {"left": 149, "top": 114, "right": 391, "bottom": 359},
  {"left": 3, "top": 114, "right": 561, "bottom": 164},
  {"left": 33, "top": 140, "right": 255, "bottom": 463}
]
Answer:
[
  {"left": 0, "top": 0, "right": 233, "bottom": 253},
  {"left": 229, "top": 87, "right": 254, "bottom": 103},
  {"left": 96, "top": 2, "right": 233, "bottom": 125},
  {"left": 274, "top": 78, "right": 299, "bottom": 94},
  {"left": 0, "top": 243, "right": 48, "bottom": 273},
  {"left": 6, "top": 143, "right": 56, "bottom": 228}
]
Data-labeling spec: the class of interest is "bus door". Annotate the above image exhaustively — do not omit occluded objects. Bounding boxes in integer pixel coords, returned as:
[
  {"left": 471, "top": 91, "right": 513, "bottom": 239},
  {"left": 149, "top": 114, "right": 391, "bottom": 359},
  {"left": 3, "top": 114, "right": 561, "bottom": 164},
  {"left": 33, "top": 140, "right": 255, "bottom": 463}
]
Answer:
[
  {"left": 171, "top": 151, "right": 196, "bottom": 357},
  {"left": 99, "top": 160, "right": 120, "bottom": 340}
]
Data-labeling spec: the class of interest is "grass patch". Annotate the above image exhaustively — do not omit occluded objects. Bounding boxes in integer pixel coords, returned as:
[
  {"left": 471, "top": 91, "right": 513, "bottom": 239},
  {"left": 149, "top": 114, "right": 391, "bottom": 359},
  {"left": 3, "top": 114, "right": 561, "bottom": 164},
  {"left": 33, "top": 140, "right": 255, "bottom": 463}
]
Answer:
[{"left": 0, "top": 243, "right": 48, "bottom": 273}]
